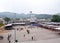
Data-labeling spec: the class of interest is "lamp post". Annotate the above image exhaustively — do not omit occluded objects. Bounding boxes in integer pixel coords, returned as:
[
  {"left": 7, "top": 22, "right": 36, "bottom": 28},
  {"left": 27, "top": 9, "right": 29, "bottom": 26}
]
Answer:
[
  {"left": 14, "top": 27, "right": 18, "bottom": 43},
  {"left": 14, "top": 28, "right": 16, "bottom": 43},
  {"left": 14, "top": 13, "right": 18, "bottom": 43}
]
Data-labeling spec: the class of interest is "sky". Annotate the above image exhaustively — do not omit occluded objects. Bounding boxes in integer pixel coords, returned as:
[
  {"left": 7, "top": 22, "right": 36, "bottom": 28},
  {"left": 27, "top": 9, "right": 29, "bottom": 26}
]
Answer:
[{"left": 0, "top": 0, "right": 60, "bottom": 14}]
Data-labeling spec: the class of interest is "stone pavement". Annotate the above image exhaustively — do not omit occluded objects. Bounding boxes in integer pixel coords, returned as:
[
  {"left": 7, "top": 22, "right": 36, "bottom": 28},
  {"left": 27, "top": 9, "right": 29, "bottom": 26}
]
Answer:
[
  {"left": 20, "top": 38, "right": 60, "bottom": 43},
  {"left": 13, "top": 25, "right": 60, "bottom": 43},
  {"left": 0, "top": 30, "right": 15, "bottom": 43},
  {"left": 0, "top": 25, "right": 60, "bottom": 43}
]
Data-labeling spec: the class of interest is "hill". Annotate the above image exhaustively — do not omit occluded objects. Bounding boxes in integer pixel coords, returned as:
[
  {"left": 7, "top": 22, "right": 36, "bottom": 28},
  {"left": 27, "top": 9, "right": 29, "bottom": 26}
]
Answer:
[{"left": 0, "top": 12, "right": 52, "bottom": 19}]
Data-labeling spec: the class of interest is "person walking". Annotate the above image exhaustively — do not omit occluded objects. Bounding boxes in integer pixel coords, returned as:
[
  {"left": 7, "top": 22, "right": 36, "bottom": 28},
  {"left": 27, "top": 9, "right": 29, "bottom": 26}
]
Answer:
[
  {"left": 32, "top": 36, "right": 33, "bottom": 40},
  {"left": 7, "top": 34, "right": 11, "bottom": 43}
]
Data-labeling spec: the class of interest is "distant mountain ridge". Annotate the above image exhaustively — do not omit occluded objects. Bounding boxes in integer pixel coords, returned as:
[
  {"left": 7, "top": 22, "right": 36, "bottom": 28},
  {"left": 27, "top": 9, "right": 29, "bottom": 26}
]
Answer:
[{"left": 0, "top": 12, "right": 52, "bottom": 19}]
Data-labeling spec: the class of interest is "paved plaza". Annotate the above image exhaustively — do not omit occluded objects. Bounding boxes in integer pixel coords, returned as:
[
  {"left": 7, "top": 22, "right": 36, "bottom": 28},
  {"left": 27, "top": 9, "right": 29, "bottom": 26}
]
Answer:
[
  {"left": 13, "top": 25, "right": 60, "bottom": 43},
  {"left": 0, "top": 25, "right": 60, "bottom": 43}
]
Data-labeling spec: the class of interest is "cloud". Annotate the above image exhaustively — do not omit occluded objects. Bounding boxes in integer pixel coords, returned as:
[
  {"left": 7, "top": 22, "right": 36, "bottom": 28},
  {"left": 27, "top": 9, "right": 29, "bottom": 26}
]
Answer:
[{"left": 0, "top": 0, "right": 60, "bottom": 14}]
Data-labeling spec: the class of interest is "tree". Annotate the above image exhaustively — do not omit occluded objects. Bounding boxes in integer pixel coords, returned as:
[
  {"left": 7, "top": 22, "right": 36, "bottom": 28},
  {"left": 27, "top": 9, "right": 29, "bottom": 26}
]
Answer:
[
  {"left": 0, "top": 22, "right": 4, "bottom": 27},
  {"left": 4, "top": 17, "right": 11, "bottom": 24},
  {"left": 51, "top": 15, "right": 60, "bottom": 22}
]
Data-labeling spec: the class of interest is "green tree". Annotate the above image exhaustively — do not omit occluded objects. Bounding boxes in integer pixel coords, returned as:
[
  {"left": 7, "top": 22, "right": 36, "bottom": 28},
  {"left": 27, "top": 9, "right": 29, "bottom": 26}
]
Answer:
[
  {"left": 51, "top": 15, "right": 60, "bottom": 22},
  {"left": 4, "top": 17, "right": 11, "bottom": 24},
  {"left": 0, "top": 22, "right": 4, "bottom": 27}
]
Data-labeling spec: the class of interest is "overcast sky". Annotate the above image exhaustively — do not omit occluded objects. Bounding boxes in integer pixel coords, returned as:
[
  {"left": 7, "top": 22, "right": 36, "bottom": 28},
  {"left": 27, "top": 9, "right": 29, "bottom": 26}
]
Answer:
[{"left": 0, "top": 0, "right": 60, "bottom": 14}]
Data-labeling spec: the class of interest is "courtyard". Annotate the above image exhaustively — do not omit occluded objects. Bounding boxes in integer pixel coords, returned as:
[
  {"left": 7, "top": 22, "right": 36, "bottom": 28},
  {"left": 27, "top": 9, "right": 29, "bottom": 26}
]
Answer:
[{"left": 13, "top": 25, "right": 60, "bottom": 43}]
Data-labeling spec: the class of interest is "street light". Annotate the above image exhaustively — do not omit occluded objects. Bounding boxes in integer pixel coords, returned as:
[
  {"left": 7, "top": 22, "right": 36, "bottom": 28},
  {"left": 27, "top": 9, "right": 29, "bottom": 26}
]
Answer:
[{"left": 14, "top": 27, "right": 18, "bottom": 43}]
